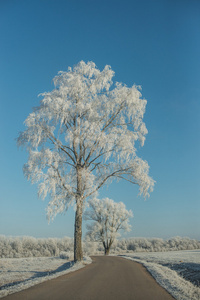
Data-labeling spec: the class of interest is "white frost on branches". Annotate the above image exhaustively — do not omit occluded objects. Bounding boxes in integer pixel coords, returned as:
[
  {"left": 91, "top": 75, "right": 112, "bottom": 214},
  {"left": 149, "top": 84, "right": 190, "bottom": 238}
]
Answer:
[
  {"left": 85, "top": 197, "right": 133, "bottom": 254},
  {"left": 17, "top": 61, "right": 154, "bottom": 221}
]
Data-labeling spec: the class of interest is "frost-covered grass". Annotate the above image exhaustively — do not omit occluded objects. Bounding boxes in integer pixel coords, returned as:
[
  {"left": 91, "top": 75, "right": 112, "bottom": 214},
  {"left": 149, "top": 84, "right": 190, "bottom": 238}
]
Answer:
[
  {"left": 0, "top": 255, "right": 92, "bottom": 298},
  {"left": 1, "top": 247, "right": 200, "bottom": 300},
  {"left": 121, "top": 250, "right": 200, "bottom": 300},
  {"left": 1, "top": 235, "right": 200, "bottom": 299}
]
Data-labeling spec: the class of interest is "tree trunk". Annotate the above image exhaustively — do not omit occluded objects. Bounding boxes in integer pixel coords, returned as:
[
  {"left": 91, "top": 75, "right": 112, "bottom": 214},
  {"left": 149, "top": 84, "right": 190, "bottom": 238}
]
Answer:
[
  {"left": 74, "top": 166, "right": 83, "bottom": 262},
  {"left": 103, "top": 239, "right": 113, "bottom": 255},
  {"left": 74, "top": 200, "right": 83, "bottom": 262},
  {"left": 104, "top": 247, "right": 110, "bottom": 255},
  {"left": 103, "top": 241, "right": 112, "bottom": 255}
]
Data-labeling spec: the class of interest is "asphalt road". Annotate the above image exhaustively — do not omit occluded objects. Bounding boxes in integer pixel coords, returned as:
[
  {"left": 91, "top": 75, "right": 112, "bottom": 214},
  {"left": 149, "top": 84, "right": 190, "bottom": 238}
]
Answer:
[{"left": 3, "top": 256, "right": 175, "bottom": 300}]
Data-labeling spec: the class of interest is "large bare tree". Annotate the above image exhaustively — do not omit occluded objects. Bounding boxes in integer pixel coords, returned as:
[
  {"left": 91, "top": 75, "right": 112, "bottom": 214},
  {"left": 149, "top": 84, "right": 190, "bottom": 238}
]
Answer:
[{"left": 17, "top": 61, "right": 154, "bottom": 262}]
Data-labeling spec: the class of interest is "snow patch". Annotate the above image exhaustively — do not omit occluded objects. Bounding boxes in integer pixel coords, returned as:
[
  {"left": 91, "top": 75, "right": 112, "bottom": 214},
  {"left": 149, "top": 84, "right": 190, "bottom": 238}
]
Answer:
[
  {"left": 121, "top": 251, "right": 200, "bottom": 300},
  {"left": 0, "top": 256, "right": 92, "bottom": 298}
]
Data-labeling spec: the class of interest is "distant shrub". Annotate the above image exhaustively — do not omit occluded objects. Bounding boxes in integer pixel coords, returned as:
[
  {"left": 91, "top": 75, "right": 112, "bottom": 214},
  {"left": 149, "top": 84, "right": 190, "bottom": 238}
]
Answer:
[
  {"left": 116, "top": 237, "right": 200, "bottom": 253},
  {"left": 59, "top": 251, "right": 73, "bottom": 260},
  {"left": 0, "top": 235, "right": 73, "bottom": 258},
  {"left": 0, "top": 235, "right": 199, "bottom": 258}
]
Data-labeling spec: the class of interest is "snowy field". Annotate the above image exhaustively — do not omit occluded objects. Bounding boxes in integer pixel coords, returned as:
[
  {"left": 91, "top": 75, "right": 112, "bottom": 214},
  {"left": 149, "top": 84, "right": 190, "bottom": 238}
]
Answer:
[
  {"left": 1, "top": 249, "right": 200, "bottom": 300},
  {"left": 0, "top": 255, "right": 92, "bottom": 298},
  {"left": 121, "top": 250, "right": 200, "bottom": 300}
]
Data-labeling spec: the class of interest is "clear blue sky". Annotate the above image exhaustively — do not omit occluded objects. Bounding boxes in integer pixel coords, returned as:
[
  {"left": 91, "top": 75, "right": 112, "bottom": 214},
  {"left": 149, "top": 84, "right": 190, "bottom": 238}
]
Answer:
[{"left": 0, "top": 0, "right": 199, "bottom": 240}]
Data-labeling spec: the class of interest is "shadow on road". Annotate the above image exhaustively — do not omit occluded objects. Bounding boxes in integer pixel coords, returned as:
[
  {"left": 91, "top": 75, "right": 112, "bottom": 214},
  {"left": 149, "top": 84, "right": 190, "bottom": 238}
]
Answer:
[{"left": 0, "top": 261, "right": 74, "bottom": 291}]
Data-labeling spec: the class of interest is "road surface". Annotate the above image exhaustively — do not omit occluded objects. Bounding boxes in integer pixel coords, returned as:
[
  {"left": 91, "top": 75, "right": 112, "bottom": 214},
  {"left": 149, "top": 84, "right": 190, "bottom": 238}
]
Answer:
[{"left": 3, "top": 256, "right": 175, "bottom": 300}]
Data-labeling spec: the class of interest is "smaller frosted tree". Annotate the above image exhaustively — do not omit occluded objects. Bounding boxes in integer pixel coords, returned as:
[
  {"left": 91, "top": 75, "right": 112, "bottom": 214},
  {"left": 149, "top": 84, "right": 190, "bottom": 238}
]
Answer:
[{"left": 85, "top": 198, "right": 133, "bottom": 255}]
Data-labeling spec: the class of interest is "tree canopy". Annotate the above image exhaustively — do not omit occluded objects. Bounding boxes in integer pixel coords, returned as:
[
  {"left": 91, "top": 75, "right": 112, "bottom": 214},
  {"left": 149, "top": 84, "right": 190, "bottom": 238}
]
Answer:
[
  {"left": 85, "top": 197, "right": 133, "bottom": 255},
  {"left": 17, "top": 61, "right": 154, "bottom": 261}
]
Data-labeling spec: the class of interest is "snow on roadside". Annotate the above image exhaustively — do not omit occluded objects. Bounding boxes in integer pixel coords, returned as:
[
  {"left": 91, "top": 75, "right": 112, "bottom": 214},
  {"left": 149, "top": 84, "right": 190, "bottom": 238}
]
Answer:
[
  {"left": 0, "top": 256, "right": 92, "bottom": 298},
  {"left": 121, "top": 251, "right": 200, "bottom": 300}
]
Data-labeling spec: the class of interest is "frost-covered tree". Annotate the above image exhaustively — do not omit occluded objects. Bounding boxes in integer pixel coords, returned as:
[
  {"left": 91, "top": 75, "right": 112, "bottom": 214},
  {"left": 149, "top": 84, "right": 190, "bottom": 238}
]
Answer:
[
  {"left": 17, "top": 61, "right": 154, "bottom": 262},
  {"left": 85, "top": 198, "right": 133, "bottom": 255}
]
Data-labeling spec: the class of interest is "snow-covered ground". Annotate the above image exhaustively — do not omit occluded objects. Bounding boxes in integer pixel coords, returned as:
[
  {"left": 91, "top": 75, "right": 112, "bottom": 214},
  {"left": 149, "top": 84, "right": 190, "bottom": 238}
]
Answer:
[
  {"left": 1, "top": 250, "right": 200, "bottom": 300},
  {"left": 121, "top": 250, "right": 200, "bottom": 300},
  {"left": 0, "top": 255, "right": 92, "bottom": 298}
]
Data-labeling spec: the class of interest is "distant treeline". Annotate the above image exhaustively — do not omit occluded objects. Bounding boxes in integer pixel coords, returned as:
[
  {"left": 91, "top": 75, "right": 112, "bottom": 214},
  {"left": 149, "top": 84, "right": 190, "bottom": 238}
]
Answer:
[
  {"left": 0, "top": 235, "right": 200, "bottom": 258},
  {"left": 115, "top": 237, "right": 200, "bottom": 253}
]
